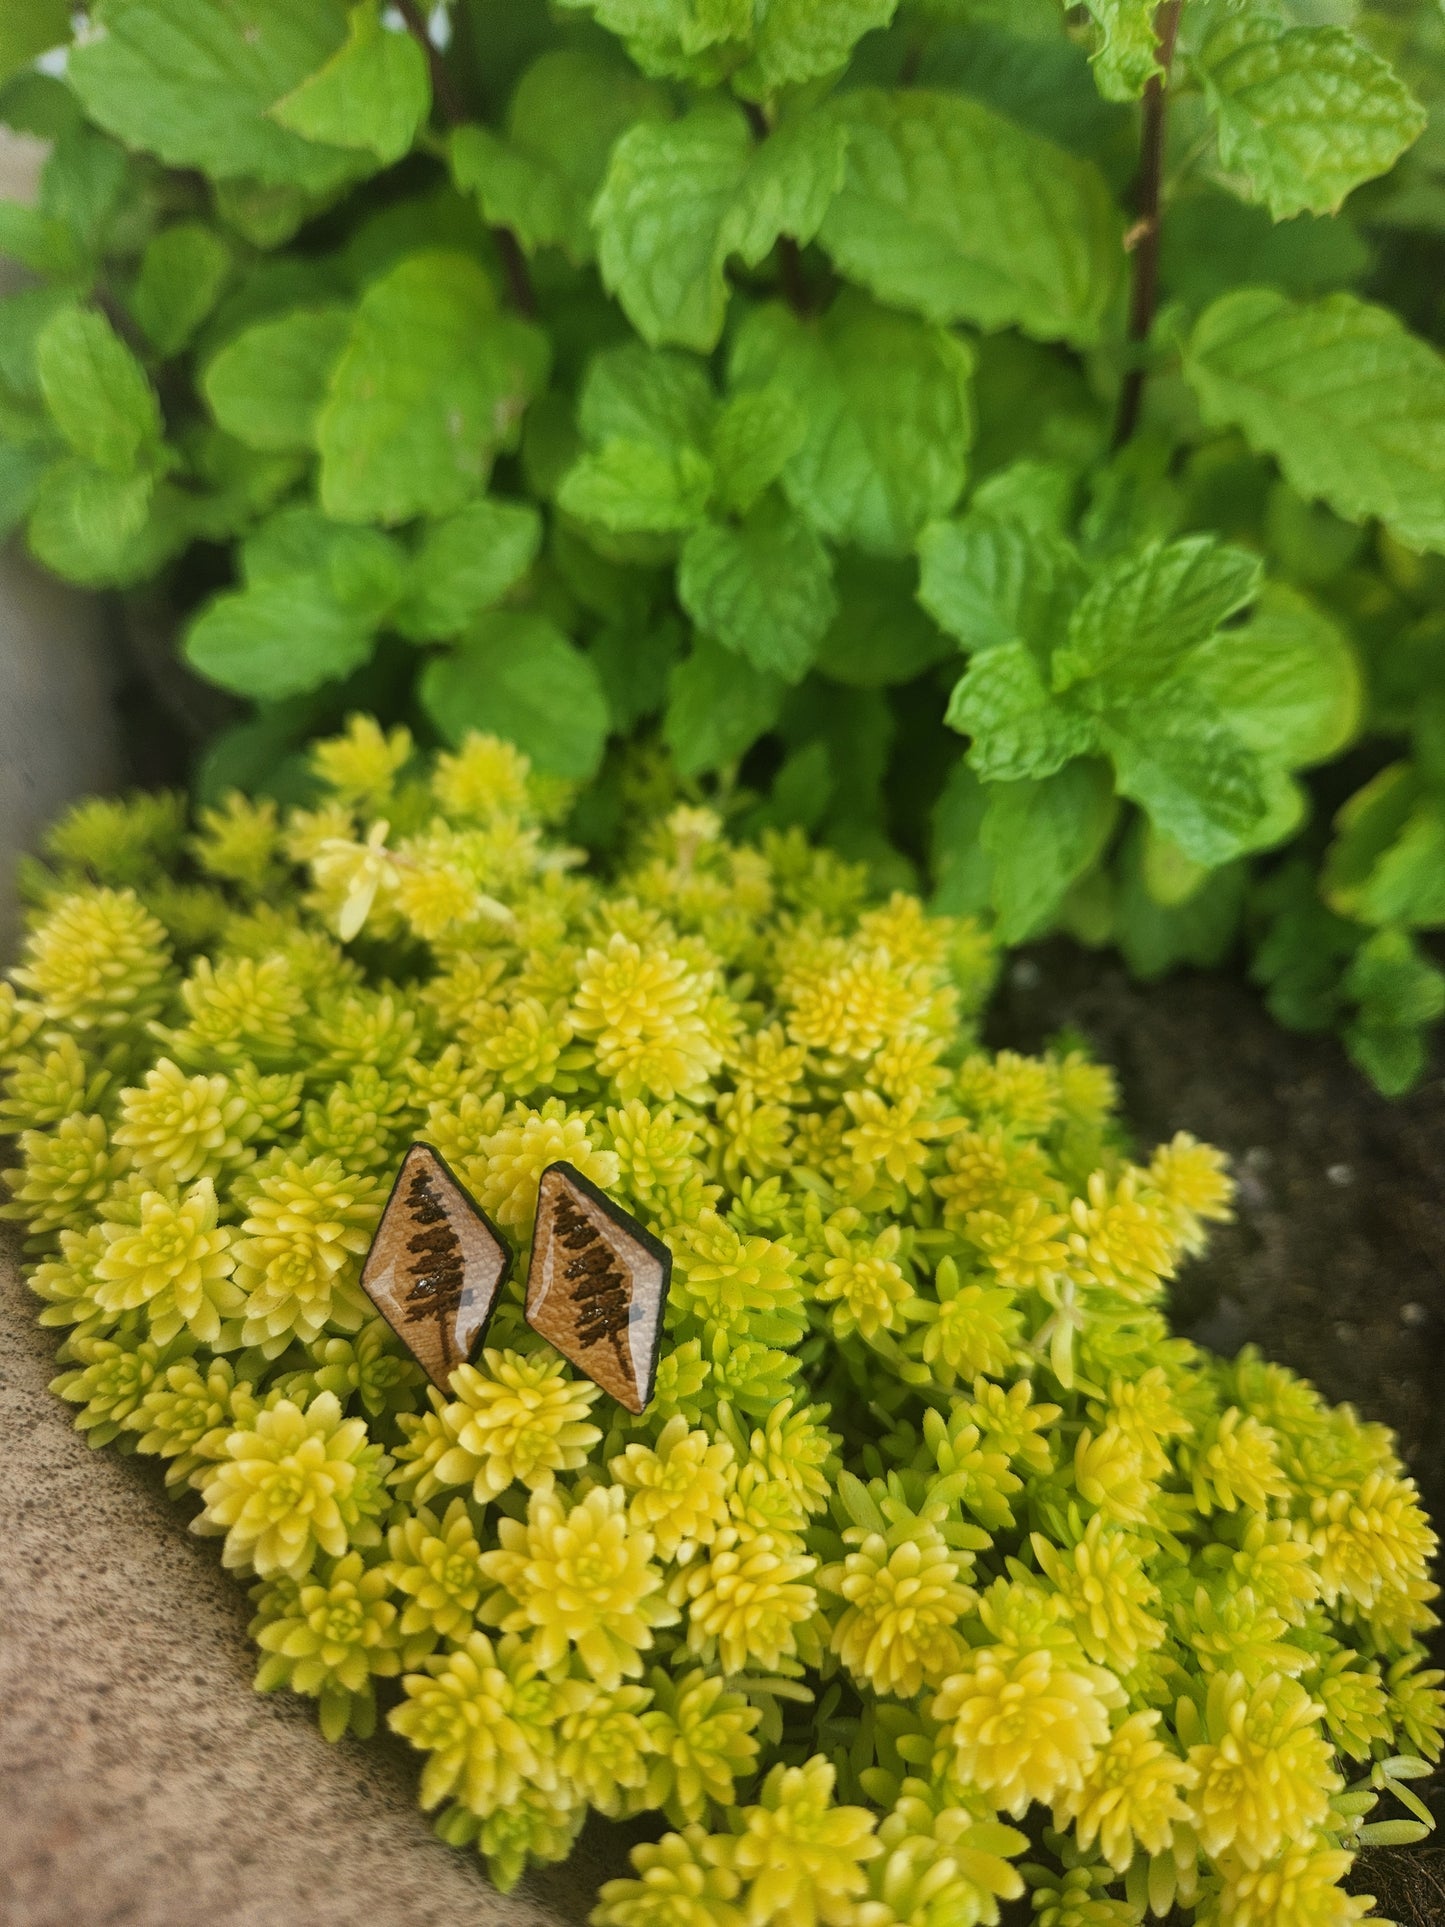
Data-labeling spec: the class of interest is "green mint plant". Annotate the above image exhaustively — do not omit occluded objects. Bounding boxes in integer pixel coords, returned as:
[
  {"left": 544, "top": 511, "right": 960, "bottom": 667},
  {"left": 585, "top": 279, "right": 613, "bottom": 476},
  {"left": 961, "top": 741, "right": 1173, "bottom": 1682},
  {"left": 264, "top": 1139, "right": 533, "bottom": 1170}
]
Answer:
[{"left": 0, "top": 0, "right": 1443, "bottom": 1090}]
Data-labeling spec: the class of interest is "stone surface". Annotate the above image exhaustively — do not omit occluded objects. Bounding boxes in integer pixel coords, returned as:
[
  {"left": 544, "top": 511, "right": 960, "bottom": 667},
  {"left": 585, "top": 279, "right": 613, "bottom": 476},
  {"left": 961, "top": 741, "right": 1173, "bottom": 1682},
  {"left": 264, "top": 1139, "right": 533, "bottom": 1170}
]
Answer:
[
  {"left": 0, "top": 1228, "right": 622, "bottom": 1926},
  {"left": 362, "top": 1143, "right": 511, "bottom": 1391},
  {"left": 525, "top": 1163, "right": 671, "bottom": 1415}
]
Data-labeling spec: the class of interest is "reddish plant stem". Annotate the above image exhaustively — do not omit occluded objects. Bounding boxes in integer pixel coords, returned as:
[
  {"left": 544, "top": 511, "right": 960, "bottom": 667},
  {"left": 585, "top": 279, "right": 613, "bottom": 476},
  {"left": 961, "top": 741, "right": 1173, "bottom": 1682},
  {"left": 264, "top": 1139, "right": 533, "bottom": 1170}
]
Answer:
[
  {"left": 1112, "top": 0, "right": 1184, "bottom": 450},
  {"left": 490, "top": 226, "right": 538, "bottom": 320},
  {"left": 394, "top": 0, "right": 537, "bottom": 318},
  {"left": 394, "top": 0, "right": 466, "bottom": 123}
]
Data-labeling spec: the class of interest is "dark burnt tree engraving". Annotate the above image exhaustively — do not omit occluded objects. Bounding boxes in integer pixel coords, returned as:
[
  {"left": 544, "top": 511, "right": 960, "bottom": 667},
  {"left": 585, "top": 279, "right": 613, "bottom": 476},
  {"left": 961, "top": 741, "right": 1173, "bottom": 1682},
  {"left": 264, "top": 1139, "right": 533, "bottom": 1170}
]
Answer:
[
  {"left": 554, "top": 1189, "right": 631, "bottom": 1369},
  {"left": 402, "top": 1164, "right": 466, "bottom": 1369}
]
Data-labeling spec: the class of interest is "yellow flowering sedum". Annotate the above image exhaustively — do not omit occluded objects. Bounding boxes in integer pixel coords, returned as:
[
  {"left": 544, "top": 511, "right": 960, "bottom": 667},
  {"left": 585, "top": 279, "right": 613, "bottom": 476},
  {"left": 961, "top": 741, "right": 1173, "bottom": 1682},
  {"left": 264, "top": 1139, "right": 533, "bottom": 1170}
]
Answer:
[
  {"left": 671, "top": 1522, "right": 818, "bottom": 1676},
  {"left": 1185, "top": 1670, "right": 1340, "bottom": 1868},
  {"left": 932, "top": 1642, "right": 1120, "bottom": 1816},
  {"left": 114, "top": 1058, "right": 258, "bottom": 1186},
  {"left": 612, "top": 1415, "right": 733, "bottom": 1562},
  {"left": 1204, "top": 1839, "right": 1377, "bottom": 1927},
  {"left": 5, "top": 724, "right": 1441, "bottom": 1918},
  {"left": 821, "top": 1513, "right": 976, "bottom": 1699},
  {"left": 727, "top": 1757, "right": 881, "bottom": 1927},
  {"left": 11, "top": 886, "right": 170, "bottom": 1035},
  {"left": 196, "top": 1391, "right": 390, "bottom": 1579},
  {"left": 231, "top": 1153, "right": 382, "bottom": 1353},
  {"left": 389, "top": 1628, "right": 560, "bottom": 1816},
  {"left": 422, "top": 1348, "right": 602, "bottom": 1503},
  {"left": 572, "top": 931, "right": 726, "bottom": 1102},
  {"left": 479, "top": 1483, "right": 677, "bottom": 1686},
  {"left": 93, "top": 1177, "right": 242, "bottom": 1344},
  {"left": 1054, "top": 1709, "right": 1195, "bottom": 1871}
]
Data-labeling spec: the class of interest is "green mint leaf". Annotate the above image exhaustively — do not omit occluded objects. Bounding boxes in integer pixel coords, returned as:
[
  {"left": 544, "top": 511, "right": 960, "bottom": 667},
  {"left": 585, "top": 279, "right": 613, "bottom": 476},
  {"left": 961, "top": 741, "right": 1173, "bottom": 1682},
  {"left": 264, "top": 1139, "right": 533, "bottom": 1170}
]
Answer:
[
  {"left": 558, "top": 440, "right": 715, "bottom": 533},
  {"left": 0, "top": 289, "right": 71, "bottom": 404},
  {"left": 69, "top": 0, "right": 360, "bottom": 192},
  {"left": 1079, "top": 1, "right": 1161, "bottom": 102},
  {"left": 917, "top": 511, "right": 1085, "bottom": 656},
  {"left": 449, "top": 126, "right": 572, "bottom": 261},
  {"left": 130, "top": 222, "right": 232, "bottom": 356},
  {"left": 663, "top": 633, "right": 785, "bottom": 776},
  {"left": 394, "top": 499, "right": 542, "bottom": 643},
  {"left": 184, "top": 576, "right": 376, "bottom": 700},
  {"left": 591, "top": 612, "right": 683, "bottom": 731},
  {"left": 1323, "top": 763, "right": 1445, "bottom": 928},
  {"left": 0, "top": 0, "right": 71, "bottom": 86},
  {"left": 269, "top": 0, "right": 430, "bottom": 166},
  {"left": 1184, "top": 289, "right": 1445, "bottom": 555},
  {"left": 1344, "top": 929, "right": 1445, "bottom": 1093},
  {"left": 980, "top": 759, "right": 1117, "bottom": 942},
  {"left": 930, "top": 759, "right": 993, "bottom": 917},
  {"left": 552, "top": 0, "right": 752, "bottom": 86},
  {"left": 323, "top": 524, "right": 407, "bottom": 625},
  {"left": 1053, "top": 536, "right": 1262, "bottom": 697},
  {"left": 1250, "top": 857, "right": 1357, "bottom": 1032},
  {"left": 709, "top": 385, "right": 805, "bottom": 517},
  {"left": 578, "top": 343, "right": 718, "bottom": 454},
  {"left": 1102, "top": 699, "right": 1269, "bottom": 866},
  {"left": 730, "top": 293, "right": 973, "bottom": 556},
  {"left": 231, "top": 507, "right": 402, "bottom": 631},
  {"left": 27, "top": 460, "right": 159, "bottom": 585},
  {"left": 202, "top": 304, "right": 352, "bottom": 453},
  {"left": 39, "top": 124, "right": 131, "bottom": 262},
  {"left": 0, "top": 442, "right": 53, "bottom": 540},
  {"left": 738, "top": 0, "right": 899, "bottom": 96},
  {"left": 184, "top": 429, "right": 305, "bottom": 544},
  {"left": 817, "top": 90, "right": 1124, "bottom": 347},
  {"left": 1196, "top": 18, "right": 1424, "bottom": 220},
  {"left": 816, "top": 553, "right": 952, "bottom": 689},
  {"left": 678, "top": 503, "right": 836, "bottom": 683},
  {"left": 1347, "top": 926, "right": 1445, "bottom": 1026},
  {"left": 0, "top": 203, "right": 84, "bottom": 279},
  {"left": 1181, "top": 583, "right": 1360, "bottom": 771},
  {"left": 559, "top": 341, "right": 718, "bottom": 529},
  {"left": 317, "top": 251, "right": 548, "bottom": 525},
  {"left": 35, "top": 305, "right": 163, "bottom": 474},
  {"left": 450, "top": 49, "right": 667, "bottom": 265},
  {"left": 1115, "top": 826, "right": 1248, "bottom": 979},
  {"left": 420, "top": 611, "right": 609, "bottom": 779},
  {"left": 593, "top": 100, "right": 752, "bottom": 352},
  {"left": 211, "top": 176, "right": 333, "bottom": 250},
  {"left": 1161, "top": 190, "right": 1370, "bottom": 313},
  {"left": 969, "top": 460, "right": 1078, "bottom": 535},
  {"left": 1345, "top": 1014, "right": 1432, "bottom": 1097},
  {"left": 1138, "top": 822, "right": 1213, "bottom": 910},
  {"left": 1354, "top": 803, "right": 1445, "bottom": 928},
  {"left": 722, "top": 113, "right": 850, "bottom": 268},
  {"left": 242, "top": 504, "right": 357, "bottom": 583},
  {"left": 945, "top": 639, "right": 1096, "bottom": 782},
  {"left": 0, "top": 72, "right": 82, "bottom": 142}
]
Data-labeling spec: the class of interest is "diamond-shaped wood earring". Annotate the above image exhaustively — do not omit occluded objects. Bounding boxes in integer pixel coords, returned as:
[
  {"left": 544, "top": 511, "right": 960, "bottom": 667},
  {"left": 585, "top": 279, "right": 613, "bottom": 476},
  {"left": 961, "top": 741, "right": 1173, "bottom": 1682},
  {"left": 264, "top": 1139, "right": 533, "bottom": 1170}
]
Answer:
[
  {"left": 361, "top": 1142, "right": 512, "bottom": 1392},
  {"left": 524, "top": 1161, "right": 672, "bottom": 1415}
]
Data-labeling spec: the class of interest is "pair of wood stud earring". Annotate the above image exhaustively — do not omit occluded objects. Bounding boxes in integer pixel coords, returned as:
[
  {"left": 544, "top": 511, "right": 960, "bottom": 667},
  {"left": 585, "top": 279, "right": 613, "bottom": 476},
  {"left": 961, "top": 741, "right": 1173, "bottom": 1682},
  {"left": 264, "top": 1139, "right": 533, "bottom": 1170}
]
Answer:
[{"left": 359, "top": 1142, "right": 672, "bottom": 1415}]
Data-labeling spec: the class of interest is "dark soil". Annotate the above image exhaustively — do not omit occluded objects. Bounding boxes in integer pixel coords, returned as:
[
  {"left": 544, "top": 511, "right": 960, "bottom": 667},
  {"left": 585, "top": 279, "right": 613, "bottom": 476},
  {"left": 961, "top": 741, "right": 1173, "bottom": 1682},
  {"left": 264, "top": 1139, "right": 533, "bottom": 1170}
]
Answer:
[{"left": 993, "top": 944, "right": 1445, "bottom": 1925}]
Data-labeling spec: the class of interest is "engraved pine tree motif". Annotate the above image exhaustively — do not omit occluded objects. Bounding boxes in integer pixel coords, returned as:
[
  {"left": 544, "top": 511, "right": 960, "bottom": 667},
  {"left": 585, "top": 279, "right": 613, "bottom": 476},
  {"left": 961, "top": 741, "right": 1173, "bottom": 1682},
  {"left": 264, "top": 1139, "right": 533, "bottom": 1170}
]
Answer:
[
  {"left": 553, "top": 1187, "right": 632, "bottom": 1373},
  {"left": 525, "top": 1162, "right": 671, "bottom": 1414},
  {"left": 361, "top": 1143, "right": 512, "bottom": 1392},
  {"left": 401, "top": 1163, "right": 467, "bottom": 1371}
]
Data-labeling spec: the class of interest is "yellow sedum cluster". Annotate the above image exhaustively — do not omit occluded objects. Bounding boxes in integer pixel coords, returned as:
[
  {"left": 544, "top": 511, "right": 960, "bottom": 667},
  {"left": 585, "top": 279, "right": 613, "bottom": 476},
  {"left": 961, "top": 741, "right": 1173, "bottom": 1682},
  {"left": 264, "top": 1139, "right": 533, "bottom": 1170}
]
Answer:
[{"left": 4, "top": 717, "right": 1441, "bottom": 1921}]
